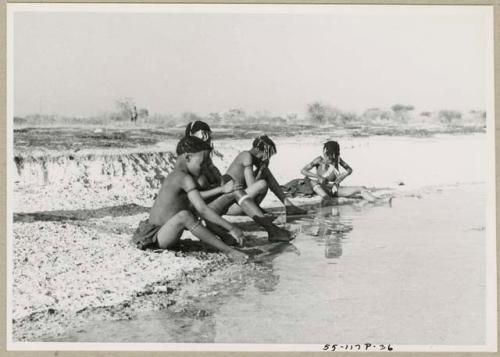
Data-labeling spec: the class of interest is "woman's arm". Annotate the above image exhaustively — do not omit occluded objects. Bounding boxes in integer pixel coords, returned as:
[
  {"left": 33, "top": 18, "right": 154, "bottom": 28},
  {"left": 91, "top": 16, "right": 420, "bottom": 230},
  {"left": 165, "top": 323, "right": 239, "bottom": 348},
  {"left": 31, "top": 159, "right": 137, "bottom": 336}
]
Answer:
[
  {"left": 301, "top": 157, "right": 324, "bottom": 181},
  {"left": 198, "top": 180, "right": 242, "bottom": 199},
  {"left": 183, "top": 176, "right": 243, "bottom": 239},
  {"left": 241, "top": 152, "right": 257, "bottom": 187},
  {"left": 333, "top": 157, "right": 353, "bottom": 185},
  {"left": 254, "top": 160, "right": 269, "bottom": 181},
  {"left": 198, "top": 185, "right": 223, "bottom": 200},
  {"left": 197, "top": 158, "right": 226, "bottom": 199}
]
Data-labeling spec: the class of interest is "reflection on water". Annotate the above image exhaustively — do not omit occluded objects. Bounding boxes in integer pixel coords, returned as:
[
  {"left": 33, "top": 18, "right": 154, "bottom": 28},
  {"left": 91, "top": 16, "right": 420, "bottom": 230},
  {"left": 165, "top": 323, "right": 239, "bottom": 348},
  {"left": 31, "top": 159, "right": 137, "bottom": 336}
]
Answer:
[
  {"left": 291, "top": 204, "right": 355, "bottom": 262},
  {"left": 325, "top": 235, "right": 343, "bottom": 260},
  {"left": 47, "top": 185, "right": 486, "bottom": 345}
]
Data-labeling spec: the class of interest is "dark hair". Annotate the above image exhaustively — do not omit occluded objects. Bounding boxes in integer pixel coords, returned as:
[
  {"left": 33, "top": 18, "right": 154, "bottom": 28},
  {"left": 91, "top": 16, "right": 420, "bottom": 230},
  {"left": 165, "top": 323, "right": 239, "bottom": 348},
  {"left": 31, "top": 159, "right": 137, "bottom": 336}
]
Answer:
[
  {"left": 185, "top": 121, "right": 212, "bottom": 137},
  {"left": 252, "top": 135, "right": 277, "bottom": 157},
  {"left": 323, "top": 141, "right": 340, "bottom": 169},
  {"left": 176, "top": 136, "right": 212, "bottom": 156}
]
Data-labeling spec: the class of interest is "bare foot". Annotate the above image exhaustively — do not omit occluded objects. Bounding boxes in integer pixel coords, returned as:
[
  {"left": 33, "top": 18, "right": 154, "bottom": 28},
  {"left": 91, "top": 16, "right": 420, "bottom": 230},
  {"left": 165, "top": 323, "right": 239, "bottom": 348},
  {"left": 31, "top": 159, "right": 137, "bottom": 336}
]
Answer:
[
  {"left": 381, "top": 196, "right": 393, "bottom": 207},
  {"left": 320, "top": 196, "right": 335, "bottom": 207},
  {"left": 268, "top": 227, "right": 294, "bottom": 242},
  {"left": 226, "top": 249, "right": 248, "bottom": 264},
  {"left": 260, "top": 208, "right": 279, "bottom": 222},
  {"left": 286, "top": 205, "right": 307, "bottom": 216},
  {"left": 220, "top": 234, "right": 239, "bottom": 246},
  {"left": 264, "top": 212, "right": 279, "bottom": 222}
]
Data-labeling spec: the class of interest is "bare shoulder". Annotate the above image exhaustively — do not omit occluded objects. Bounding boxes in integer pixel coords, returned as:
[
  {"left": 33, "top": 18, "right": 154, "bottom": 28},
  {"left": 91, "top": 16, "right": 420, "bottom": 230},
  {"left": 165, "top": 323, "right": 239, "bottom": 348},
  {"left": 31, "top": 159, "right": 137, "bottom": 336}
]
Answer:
[
  {"left": 165, "top": 170, "right": 194, "bottom": 190},
  {"left": 174, "top": 170, "right": 194, "bottom": 186},
  {"left": 236, "top": 151, "right": 253, "bottom": 166},
  {"left": 312, "top": 156, "right": 323, "bottom": 165}
]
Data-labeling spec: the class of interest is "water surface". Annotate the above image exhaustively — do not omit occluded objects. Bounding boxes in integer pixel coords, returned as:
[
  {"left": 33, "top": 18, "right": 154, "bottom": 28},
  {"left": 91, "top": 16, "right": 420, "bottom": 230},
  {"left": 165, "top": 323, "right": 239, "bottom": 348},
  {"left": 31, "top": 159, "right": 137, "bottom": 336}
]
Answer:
[{"left": 48, "top": 184, "right": 486, "bottom": 345}]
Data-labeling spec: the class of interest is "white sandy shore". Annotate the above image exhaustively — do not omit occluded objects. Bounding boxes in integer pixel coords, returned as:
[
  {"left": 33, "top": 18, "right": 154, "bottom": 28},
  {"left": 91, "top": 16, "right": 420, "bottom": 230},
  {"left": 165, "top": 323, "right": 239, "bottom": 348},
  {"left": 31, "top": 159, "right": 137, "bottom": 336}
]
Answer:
[{"left": 13, "top": 212, "right": 270, "bottom": 341}]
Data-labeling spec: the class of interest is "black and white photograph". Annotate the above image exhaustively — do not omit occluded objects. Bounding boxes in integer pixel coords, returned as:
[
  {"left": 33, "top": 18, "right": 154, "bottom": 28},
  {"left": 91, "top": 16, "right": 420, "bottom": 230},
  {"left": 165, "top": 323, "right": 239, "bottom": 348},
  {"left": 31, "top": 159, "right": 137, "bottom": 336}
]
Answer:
[{"left": 6, "top": 3, "right": 496, "bottom": 351}]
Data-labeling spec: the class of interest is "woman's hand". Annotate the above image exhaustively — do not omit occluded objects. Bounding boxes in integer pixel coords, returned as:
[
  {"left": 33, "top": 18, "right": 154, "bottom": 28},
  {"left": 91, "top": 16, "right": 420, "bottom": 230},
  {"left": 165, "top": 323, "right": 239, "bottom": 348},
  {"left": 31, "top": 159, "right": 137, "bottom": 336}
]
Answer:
[
  {"left": 317, "top": 176, "right": 328, "bottom": 185},
  {"left": 222, "top": 180, "right": 243, "bottom": 193},
  {"left": 229, "top": 226, "right": 245, "bottom": 246}
]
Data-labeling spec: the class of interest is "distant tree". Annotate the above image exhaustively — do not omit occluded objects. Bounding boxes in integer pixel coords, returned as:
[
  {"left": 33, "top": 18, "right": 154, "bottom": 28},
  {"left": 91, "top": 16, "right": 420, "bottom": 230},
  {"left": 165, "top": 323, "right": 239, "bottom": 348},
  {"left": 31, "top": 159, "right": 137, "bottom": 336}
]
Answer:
[
  {"left": 13, "top": 116, "right": 27, "bottom": 126},
  {"left": 271, "top": 116, "right": 287, "bottom": 124},
  {"left": 285, "top": 113, "right": 299, "bottom": 123},
  {"left": 469, "top": 110, "right": 487, "bottom": 120},
  {"left": 306, "top": 102, "right": 347, "bottom": 125},
  {"left": 252, "top": 110, "right": 272, "bottom": 124},
  {"left": 207, "top": 112, "right": 222, "bottom": 125},
  {"left": 115, "top": 98, "right": 149, "bottom": 122},
  {"left": 391, "top": 104, "right": 414, "bottom": 113},
  {"left": 391, "top": 104, "right": 414, "bottom": 123},
  {"left": 362, "top": 108, "right": 392, "bottom": 123},
  {"left": 181, "top": 112, "right": 202, "bottom": 124},
  {"left": 307, "top": 102, "right": 328, "bottom": 124},
  {"left": 438, "top": 110, "right": 462, "bottom": 125},
  {"left": 223, "top": 108, "right": 246, "bottom": 124},
  {"left": 138, "top": 108, "right": 149, "bottom": 119},
  {"left": 115, "top": 98, "right": 137, "bottom": 122},
  {"left": 341, "top": 112, "right": 359, "bottom": 123},
  {"left": 463, "top": 110, "right": 486, "bottom": 126}
]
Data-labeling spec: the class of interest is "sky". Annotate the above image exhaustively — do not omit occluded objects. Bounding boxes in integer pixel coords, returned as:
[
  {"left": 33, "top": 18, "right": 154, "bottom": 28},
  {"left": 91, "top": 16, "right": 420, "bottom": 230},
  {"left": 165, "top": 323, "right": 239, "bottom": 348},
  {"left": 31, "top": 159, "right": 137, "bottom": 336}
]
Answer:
[{"left": 11, "top": 4, "right": 493, "bottom": 117}]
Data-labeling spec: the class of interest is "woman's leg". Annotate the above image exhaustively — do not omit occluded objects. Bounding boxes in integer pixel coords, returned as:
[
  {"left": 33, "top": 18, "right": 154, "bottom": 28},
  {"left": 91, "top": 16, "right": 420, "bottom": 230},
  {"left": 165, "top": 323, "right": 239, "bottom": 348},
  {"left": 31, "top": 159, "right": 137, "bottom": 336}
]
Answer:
[
  {"left": 312, "top": 184, "right": 335, "bottom": 206},
  {"left": 156, "top": 211, "right": 190, "bottom": 249},
  {"left": 231, "top": 189, "right": 292, "bottom": 242},
  {"left": 226, "top": 179, "right": 268, "bottom": 215},
  {"left": 204, "top": 220, "right": 239, "bottom": 246},
  {"left": 337, "top": 186, "right": 377, "bottom": 202},
  {"left": 157, "top": 210, "right": 233, "bottom": 253}
]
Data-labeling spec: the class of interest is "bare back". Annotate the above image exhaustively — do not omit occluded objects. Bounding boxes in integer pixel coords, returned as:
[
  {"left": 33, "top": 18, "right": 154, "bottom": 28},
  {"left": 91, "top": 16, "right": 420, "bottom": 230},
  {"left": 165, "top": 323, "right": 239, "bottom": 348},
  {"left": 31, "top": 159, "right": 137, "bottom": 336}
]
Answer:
[
  {"left": 149, "top": 170, "right": 193, "bottom": 225},
  {"left": 226, "top": 151, "right": 249, "bottom": 184}
]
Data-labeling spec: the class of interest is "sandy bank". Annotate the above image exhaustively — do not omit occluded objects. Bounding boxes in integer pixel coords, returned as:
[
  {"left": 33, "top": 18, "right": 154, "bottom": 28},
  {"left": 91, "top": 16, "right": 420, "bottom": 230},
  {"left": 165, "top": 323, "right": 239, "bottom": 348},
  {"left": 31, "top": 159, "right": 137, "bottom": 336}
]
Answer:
[{"left": 12, "top": 211, "right": 275, "bottom": 341}]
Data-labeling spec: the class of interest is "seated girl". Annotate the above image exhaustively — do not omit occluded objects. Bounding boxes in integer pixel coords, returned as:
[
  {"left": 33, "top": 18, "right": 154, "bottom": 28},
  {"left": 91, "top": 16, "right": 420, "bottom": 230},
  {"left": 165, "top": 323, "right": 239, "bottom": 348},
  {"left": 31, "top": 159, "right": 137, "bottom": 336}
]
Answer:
[
  {"left": 185, "top": 121, "right": 223, "bottom": 190},
  {"left": 301, "top": 140, "right": 379, "bottom": 204}
]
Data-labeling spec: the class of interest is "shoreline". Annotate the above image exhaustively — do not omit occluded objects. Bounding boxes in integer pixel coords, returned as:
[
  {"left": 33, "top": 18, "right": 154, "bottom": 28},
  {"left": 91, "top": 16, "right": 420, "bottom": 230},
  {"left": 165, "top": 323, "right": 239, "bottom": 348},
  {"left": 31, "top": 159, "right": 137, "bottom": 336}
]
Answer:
[
  {"left": 12, "top": 211, "right": 268, "bottom": 342},
  {"left": 13, "top": 247, "right": 235, "bottom": 342},
  {"left": 13, "top": 125, "right": 485, "bottom": 158}
]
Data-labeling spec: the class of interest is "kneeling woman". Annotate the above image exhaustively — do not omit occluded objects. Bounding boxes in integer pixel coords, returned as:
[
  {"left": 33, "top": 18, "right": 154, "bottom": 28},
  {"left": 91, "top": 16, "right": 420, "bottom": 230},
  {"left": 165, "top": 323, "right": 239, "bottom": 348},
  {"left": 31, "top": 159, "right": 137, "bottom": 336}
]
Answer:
[{"left": 301, "top": 140, "right": 378, "bottom": 204}]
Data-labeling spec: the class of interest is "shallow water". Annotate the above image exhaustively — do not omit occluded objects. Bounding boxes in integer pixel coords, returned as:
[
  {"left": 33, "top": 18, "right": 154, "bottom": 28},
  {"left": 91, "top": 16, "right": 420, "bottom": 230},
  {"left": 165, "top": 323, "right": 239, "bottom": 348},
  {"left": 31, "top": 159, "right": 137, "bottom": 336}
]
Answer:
[{"left": 47, "top": 183, "right": 486, "bottom": 345}]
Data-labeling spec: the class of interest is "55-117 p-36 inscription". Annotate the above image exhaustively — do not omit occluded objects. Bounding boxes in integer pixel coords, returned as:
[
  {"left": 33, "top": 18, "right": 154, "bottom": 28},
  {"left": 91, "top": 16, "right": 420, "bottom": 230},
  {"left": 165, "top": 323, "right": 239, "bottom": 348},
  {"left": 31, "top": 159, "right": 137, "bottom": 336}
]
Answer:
[{"left": 322, "top": 343, "right": 394, "bottom": 352}]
